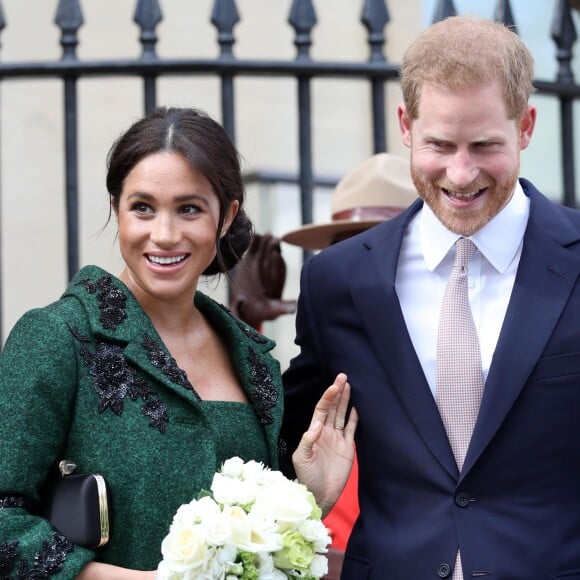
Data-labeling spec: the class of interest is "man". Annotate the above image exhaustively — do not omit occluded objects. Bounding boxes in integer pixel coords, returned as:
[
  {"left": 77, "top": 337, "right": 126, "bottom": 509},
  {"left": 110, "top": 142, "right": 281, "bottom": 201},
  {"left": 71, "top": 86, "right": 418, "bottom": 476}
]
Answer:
[{"left": 281, "top": 15, "right": 580, "bottom": 579}]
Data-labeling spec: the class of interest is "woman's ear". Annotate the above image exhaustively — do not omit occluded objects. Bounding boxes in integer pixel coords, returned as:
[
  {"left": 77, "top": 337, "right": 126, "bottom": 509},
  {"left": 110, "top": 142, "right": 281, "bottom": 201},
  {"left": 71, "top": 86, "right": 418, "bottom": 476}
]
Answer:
[{"left": 221, "top": 200, "right": 240, "bottom": 238}]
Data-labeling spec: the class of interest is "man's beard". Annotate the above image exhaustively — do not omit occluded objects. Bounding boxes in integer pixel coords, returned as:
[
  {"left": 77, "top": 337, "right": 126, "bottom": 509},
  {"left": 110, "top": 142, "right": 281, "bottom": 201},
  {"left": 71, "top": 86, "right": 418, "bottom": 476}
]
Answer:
[{"left": 411, "top": 165, "right": 519, "bottom": 236}]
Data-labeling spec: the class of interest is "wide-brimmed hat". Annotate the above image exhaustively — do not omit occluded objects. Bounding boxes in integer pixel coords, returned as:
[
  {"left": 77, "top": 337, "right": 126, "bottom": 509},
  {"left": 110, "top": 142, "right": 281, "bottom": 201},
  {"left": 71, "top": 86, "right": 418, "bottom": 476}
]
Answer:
[{"left": 282, "top": 153, "right": 418, "bottom": 250}]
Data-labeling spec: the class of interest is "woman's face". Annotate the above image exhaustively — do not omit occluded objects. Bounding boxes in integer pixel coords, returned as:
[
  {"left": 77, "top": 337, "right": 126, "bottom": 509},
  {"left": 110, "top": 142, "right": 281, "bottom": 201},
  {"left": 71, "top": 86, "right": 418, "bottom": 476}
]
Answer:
[{"left": 115, "top": 151, "right": 238, "bottom": 307}]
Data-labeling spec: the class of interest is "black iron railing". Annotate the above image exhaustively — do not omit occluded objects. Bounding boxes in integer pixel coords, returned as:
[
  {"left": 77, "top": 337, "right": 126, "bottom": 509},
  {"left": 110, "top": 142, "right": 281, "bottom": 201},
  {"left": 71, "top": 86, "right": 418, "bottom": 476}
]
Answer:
[{"left": 0, "top": 0, "right": 579, "bottom": 342}]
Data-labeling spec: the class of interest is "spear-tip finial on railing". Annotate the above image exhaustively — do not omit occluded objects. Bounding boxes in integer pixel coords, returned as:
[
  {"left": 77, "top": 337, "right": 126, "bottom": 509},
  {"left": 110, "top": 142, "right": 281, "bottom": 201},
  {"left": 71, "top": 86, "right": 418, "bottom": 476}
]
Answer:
[
  {"left": 361, "top": 0, "right": 390, "bottom": 62},
  {"left": 431, "top": 0, "right": 457, "bottom": 24},
  {"left": 55, "top": 0, "right": 84, "bottom": 61},
  {"left": 288, "top": 0, "right": 317, "bottom": 60},
  {"left": 211, "top": 0, "right": 240, "bottom": 57},
  {"left": 493, "top": 0, "right": 518, "bottom": 34},
  {"left": 134, "top": 0, "right": 163, "bottom": 60},
  {"left": 552, "top": 0, "right": 577, "bottom": 83}
]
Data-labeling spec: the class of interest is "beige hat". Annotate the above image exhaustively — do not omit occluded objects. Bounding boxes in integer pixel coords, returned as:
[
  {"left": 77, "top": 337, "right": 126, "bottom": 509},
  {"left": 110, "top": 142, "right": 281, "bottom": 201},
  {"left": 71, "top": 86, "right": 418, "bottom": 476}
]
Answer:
[{"left": 282, "top": 153, "right": 418, "bottom": 250}]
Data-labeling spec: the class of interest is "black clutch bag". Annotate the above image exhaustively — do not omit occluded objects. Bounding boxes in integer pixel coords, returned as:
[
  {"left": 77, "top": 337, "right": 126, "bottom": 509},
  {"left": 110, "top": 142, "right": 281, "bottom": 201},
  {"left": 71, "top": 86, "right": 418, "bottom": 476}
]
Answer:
[{"left": 40, "top": 460, "right": 111, "bottom": 549}]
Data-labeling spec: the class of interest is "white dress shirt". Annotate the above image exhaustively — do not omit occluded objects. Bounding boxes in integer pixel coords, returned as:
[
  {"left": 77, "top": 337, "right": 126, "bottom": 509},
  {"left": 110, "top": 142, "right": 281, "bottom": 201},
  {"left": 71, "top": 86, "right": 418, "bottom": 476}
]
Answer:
[{"left": 395, "top": 182, "right": 530, "bottom": 397}]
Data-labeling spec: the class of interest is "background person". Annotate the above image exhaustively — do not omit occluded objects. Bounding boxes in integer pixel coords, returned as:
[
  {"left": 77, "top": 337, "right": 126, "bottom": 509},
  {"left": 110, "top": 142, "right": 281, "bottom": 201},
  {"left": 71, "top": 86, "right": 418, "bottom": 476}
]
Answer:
[
  {"left": 281, "top": 16, "right": 580, "bottom": 579},
  {"left": 0, "top": 106, "right": 355, "bottom": 579}
]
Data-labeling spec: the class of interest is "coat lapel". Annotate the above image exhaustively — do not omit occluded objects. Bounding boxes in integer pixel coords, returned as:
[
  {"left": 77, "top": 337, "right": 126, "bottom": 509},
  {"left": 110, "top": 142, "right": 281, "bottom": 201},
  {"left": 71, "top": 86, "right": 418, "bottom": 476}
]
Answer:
[
  {"left": 462, "top": 183, "right": 580, "bottom": 477},
  {"left": 350, "top": 202, "right": 459, "bottom": 479},
  {"left": 64, "top": 267, "right": 283, "bottom": 465}
]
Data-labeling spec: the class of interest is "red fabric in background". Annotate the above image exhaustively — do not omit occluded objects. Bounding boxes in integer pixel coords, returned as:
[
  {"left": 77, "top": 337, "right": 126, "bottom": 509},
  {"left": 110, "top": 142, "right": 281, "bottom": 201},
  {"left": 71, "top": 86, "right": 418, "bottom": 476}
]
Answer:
[{"left": 323, "top": 452, "right": 359, "bottom": 550}]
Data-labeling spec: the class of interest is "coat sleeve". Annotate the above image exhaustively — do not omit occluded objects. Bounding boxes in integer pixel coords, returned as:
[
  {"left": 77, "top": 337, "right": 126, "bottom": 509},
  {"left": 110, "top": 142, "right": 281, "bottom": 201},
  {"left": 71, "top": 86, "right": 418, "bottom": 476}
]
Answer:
[
  {"left": 280, "top": 256, "right": 334, "bottom": 478},
  {"left": 0, "top": 306, "right": 95, "bottom": 578}
]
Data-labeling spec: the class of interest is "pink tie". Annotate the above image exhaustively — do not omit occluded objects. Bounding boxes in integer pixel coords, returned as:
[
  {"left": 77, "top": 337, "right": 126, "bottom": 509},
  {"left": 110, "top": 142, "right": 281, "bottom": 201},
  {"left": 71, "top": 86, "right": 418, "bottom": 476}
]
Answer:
[{"left": 436, "top": 238, "right": 484, "bottom": 580}]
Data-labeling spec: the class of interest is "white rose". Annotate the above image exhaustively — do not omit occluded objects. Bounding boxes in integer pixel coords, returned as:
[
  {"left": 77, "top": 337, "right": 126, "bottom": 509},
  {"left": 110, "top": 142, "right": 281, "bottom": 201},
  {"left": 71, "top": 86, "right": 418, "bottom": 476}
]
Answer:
[
  {"left": 309, "top": 553, "right": 329, "bottom": 578},
  {"left": 212, "top": 473, "right": 257, "bottom": 507},
  {"left": 222, "top": 504, "right": 252, "bottom": 545},
  {"left": 196, "top": 496, "right": 222, "bottom": 520},
  {"left": 171, "top": 500, "right": 202, "bottom": 528},
  {"left": 221, "top": 456, "right": 245, "bottom": 478},
  {"left": 222, "top": 505, "right": 276, "bottom": 554},
  {"left": 298, "top": 519, "right": 331, "bottom": 552},
  {"left": 254, "top": 482, "right": 312, "bottom": 526},
  {"left": 260, "top": 468, "right": 286, "bottom": 487},
  {"left": 246, "top": 505, "right": 277, "bottom": 533},
  {"left": 240, "top": 460, "right": 266, "bottom": 484},
  {"left": 160, "top": 523, "right": 208, "bottom": 573},
  {"left": 202, "top": 511, "right": 233, "bottom": 546},
  {"left": 155, "top": 560, "right": 174, "bottom": 580}
]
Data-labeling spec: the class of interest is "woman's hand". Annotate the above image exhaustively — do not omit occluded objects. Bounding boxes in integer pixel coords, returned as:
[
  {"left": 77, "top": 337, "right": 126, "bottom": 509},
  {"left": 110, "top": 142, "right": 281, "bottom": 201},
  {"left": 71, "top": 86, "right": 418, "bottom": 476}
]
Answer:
[
  {"left": 292, "top": 373, "right": 358, "bottom": 517},
  {"left": 77, "top": 562, "right": 158, "bottom": 579}
]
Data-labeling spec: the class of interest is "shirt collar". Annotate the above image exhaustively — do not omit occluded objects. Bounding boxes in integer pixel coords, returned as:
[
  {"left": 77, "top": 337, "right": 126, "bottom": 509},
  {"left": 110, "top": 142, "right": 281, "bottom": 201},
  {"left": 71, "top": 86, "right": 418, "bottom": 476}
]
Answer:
[{"left": 420, "top": 181, "right": 530, "bottom": 273}]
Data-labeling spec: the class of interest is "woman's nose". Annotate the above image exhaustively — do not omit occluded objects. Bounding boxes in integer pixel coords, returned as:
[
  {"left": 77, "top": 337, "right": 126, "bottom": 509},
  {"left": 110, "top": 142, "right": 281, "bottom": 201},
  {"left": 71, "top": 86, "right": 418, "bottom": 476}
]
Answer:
[{"left": 150, "top": 213, "right": 180, "bottom": 246}]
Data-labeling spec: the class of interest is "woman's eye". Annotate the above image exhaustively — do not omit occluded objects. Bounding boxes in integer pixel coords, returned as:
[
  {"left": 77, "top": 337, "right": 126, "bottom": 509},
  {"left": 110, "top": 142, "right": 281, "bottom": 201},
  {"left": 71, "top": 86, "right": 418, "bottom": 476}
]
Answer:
[
  {"left": 180, "top": 205, "right": 201, "bottom": 215},
  {"left": 130, "top": 202, "right": 153, "bottom": 214}
]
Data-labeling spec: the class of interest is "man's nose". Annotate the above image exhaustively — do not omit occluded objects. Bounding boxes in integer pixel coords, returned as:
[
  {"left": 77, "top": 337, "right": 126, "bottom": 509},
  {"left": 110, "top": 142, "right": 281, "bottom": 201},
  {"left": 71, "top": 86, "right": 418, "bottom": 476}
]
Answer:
[{"left": 447, "top": 150, "right": 479, "bottom": 189}]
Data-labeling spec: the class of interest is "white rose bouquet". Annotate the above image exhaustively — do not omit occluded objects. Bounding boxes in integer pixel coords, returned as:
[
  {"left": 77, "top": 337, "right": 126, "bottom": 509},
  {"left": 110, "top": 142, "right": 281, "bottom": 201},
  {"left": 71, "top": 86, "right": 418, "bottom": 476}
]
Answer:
[{"left": 156, "top": 457, "right": 332, "bottom": 580}]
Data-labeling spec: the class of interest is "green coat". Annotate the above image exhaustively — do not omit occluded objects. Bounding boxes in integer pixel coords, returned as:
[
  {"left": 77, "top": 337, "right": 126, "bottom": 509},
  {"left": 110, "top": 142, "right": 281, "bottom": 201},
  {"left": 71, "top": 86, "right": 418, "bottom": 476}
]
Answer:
[{"left": 0, "top": 266, "right": 284, "bottom": 576}]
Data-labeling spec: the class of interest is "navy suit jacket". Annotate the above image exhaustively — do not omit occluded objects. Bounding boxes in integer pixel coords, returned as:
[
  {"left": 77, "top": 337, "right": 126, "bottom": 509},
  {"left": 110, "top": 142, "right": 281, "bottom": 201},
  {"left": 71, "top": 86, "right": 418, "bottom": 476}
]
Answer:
[{"left": 281, "top": 179, "right": 580, "bottom": 579}]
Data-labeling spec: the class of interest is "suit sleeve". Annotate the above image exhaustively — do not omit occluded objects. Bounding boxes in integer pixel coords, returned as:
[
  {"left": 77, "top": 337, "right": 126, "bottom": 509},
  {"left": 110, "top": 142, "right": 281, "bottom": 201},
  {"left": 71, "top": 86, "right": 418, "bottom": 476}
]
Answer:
[
  {"left": 280, "top": 256, "right": 335, "bottom": 477},
  {"left": 0, "top": 307, "right": 94, "bottom": 578}
]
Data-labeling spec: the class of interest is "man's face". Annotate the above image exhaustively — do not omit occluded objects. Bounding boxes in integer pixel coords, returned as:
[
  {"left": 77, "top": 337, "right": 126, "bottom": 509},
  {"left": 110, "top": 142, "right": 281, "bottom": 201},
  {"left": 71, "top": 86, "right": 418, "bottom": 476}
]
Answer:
[{"left": 398, "top": 79, "right": 536, "bottom": 236}]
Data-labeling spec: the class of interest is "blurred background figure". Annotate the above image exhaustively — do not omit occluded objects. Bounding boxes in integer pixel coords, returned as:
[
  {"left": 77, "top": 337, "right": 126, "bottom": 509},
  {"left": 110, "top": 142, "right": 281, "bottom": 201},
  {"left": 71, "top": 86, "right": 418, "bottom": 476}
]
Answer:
[
  {"left": 229, "top": 233, "right": 297, "bottom": 331},
  {"left": 282, "top": 153, "right": 418, "bottom": 249},
  {"left": 230, "top": 152, "right": 418, "bottom": 579}
]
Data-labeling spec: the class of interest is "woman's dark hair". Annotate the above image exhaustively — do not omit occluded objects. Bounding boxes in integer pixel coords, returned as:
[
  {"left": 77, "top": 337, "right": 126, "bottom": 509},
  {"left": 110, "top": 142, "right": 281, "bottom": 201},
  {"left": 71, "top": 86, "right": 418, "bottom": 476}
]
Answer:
[{"left": 106, "top": 106, "right": 252, "bottom": 275}]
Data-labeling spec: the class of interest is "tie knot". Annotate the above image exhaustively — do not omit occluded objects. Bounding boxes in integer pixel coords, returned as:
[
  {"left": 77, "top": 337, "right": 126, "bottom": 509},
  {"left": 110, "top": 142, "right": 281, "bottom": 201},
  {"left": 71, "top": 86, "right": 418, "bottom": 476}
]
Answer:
[{"left": 455, "top": 237, "right": 476, "bottom": 269}]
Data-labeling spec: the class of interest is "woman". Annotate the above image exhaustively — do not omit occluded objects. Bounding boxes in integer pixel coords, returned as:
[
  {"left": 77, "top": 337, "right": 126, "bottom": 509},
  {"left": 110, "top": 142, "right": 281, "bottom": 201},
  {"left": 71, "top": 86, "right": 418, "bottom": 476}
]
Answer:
[{"left": 0, "top": 107, "right": 356, "bottom": 578}]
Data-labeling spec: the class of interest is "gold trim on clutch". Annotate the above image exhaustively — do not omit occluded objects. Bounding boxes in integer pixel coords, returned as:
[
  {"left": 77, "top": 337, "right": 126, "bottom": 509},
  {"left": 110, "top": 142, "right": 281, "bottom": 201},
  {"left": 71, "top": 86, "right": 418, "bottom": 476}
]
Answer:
[{"left": 94, "top": 475, "right": 110, "bottom": 547}]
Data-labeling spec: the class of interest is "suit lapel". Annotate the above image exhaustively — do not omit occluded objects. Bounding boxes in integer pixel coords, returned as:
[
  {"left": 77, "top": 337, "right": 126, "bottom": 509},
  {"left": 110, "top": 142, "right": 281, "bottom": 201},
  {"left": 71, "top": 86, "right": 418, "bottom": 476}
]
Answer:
[
  {"left": 462, "top": 184, "right": 580, "bottom": 477},
  {"left": 350, "top": 203, "right": 458, "bottom": 479}
]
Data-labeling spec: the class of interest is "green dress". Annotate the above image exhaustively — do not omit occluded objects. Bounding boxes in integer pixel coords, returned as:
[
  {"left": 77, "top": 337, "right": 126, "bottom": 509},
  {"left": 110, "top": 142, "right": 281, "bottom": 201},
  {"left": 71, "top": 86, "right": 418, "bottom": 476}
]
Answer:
[{"left": 0, "top": 266, "right": 284, "bottom": 577}]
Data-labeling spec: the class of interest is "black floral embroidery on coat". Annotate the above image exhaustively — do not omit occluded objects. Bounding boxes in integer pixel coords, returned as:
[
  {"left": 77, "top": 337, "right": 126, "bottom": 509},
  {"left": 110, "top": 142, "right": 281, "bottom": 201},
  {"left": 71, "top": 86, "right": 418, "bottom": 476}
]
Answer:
[
  {"left": 0, "top": 497, "right": 25, "bottom": 509},
  {"left": 142, "top": 334, "right": 192, "bottom": 390},
  {"left": 218, "top": 304, "right": 268, "bottom": 345},
  {"left": 71, "top": 328, "right": 169, "bottom": 433},
  {"left": 76, "top": 276, "right": 127, "bottom": 331},
  {"left": 247, "top": 347, "right": 278, "bottom": 425},
  {"left": 0, "top": 540, "right": 18, "bottom": 578},
  {"left": 278, "top": 437, "right": 288, "bottom": 458},
  {"left": 0, "top": 533, "right": 72, "bottom": 580}
]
